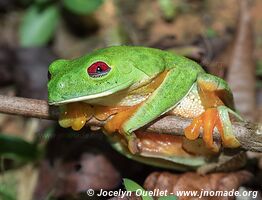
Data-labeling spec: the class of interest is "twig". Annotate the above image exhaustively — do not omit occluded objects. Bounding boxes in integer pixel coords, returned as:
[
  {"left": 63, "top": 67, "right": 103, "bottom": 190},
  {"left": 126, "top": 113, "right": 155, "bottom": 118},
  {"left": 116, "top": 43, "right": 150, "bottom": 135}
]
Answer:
[
  {"left": 0, "top": 95, "right": 59, "bottom": 120},
  {"left": 0, "top": 95, "right": 262, "bottom": 152}
]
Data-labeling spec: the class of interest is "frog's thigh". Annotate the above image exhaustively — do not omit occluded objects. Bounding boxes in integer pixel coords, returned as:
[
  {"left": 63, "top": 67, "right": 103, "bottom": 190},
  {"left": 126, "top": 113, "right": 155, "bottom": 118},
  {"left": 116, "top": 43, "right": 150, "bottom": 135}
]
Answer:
[{"left": 123, "top": 68, "right": 198, "bottom": 134}]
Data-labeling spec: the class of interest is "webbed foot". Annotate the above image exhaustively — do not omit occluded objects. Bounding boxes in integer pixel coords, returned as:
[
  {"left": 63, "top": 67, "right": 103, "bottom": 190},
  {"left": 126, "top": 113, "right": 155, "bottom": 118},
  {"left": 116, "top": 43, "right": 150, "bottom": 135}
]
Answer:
[
  {"left": 59, "top": 102, "right": 93, "bottom": 131},
  {"left": 184, "top": 106, "right": 241, "bottom": 152}
]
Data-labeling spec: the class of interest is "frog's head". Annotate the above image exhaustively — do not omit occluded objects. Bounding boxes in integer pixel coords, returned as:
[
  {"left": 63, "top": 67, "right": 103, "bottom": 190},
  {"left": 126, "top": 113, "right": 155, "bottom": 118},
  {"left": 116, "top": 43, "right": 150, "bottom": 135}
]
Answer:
[{"left": 48, "top": 46, "right": 147, "bottom": 105}]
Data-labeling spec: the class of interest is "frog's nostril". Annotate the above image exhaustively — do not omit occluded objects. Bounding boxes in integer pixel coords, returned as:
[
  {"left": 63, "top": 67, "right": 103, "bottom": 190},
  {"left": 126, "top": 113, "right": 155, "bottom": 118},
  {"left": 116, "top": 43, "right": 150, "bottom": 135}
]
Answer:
[{"left": 58, "top": 81, "right": 65, "bottom": 89}]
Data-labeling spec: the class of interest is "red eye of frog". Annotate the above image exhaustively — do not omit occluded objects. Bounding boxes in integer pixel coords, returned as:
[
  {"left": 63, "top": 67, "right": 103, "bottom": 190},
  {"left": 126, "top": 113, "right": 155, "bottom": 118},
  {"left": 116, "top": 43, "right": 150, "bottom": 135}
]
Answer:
[{"left": 87, "top": 61, "right": 111, "bottom": 78}]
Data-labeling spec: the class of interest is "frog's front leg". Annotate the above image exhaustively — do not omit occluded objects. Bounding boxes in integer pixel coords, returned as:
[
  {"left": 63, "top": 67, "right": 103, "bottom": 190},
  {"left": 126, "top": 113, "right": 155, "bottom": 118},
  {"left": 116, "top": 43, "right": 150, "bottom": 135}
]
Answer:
[
  {"left": 104, "top": 68, "right": 199, "bottom": 154},
  {"left": 59, "top": 102, "right": 94, "bottom": 131},
  {"left": 184, "top": 74, "right": 242, "bottom": 152}
]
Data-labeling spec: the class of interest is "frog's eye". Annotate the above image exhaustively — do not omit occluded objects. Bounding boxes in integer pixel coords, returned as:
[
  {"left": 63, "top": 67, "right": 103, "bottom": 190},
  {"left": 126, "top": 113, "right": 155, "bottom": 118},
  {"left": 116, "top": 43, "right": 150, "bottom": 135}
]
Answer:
[{"left": 87, "top": 61, "right": 111, "bottom": 78}]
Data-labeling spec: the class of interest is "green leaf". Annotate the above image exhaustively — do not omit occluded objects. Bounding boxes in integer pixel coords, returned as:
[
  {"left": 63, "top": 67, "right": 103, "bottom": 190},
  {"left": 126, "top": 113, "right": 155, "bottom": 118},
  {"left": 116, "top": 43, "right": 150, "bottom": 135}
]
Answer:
[
  {"left": 159, "top": 195, "right": 178, "bottom": 200},
  {"left": 256, "top": 60, "right": 262, "bottom": 76},
  {"left": 123, "top": 179, "right": 153, "bottom": 200},
  {"left": 63, "top": 0, "right": 104, "bottom": 15},
  {"left": 19, "top": 4, "right": 60, "bottom": 47},
  {"left": 158, "top": 0, "right": 177, "bottom": 21},
  {"left": 0, "top": 134, "right": 40, "bottom": 161},
  {"left": 0, "top": 186, "right": 16, "bottom": 200},
  {"left": 205, "top": 27, "right": 218, "bottom": 38},
  {"left": 123, "top": 178, "right": 145, "bottom": 192},
  {"left": 256, "top": 80, "right": 262, "bottom": 88},
  {"left": 0, "top": 183, "right": 16, "bottom": 200}
]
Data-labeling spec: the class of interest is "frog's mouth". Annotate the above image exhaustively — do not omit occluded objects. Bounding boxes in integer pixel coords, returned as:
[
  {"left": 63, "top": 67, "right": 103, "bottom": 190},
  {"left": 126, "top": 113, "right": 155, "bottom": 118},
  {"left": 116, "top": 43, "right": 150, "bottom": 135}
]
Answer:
[
  {"left": 49, "top": 90, "right": 116, "bottom": 105},
  {"left": 49, "top": 79, "right": 135, "bottom": 106}
]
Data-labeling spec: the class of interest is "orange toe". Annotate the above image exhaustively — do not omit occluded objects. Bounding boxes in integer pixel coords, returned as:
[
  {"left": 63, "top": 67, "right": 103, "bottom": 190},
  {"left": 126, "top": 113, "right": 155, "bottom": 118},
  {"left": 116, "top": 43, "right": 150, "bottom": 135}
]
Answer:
[
  {"left": 59, "top": 102, "right": 93, "bottom": 131},
  {"left": 185, "top": 108, "right": 222, "bottom": 152},
  {"left": 184, "top": 117, "right": 202, "bottom": 140},
  {"left": 202, "top": 108, "right": 219, "bottom": 152}
]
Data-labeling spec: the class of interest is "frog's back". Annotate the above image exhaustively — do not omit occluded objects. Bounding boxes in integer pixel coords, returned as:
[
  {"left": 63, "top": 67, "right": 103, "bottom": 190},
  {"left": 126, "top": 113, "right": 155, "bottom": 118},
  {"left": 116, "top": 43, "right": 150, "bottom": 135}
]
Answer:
[
  {"left": 93, "top": 46, "right": 170, "bottom": 76},
  {"left": 94, "top": 46, "right": 204, "bottom": 74}
]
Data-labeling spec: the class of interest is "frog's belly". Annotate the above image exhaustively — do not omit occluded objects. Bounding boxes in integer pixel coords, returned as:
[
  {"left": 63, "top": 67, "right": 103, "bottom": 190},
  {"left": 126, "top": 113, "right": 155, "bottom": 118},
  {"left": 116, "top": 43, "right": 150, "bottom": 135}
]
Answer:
[{"left": 169, "top": 88, "right": 205, "bottom": 118}]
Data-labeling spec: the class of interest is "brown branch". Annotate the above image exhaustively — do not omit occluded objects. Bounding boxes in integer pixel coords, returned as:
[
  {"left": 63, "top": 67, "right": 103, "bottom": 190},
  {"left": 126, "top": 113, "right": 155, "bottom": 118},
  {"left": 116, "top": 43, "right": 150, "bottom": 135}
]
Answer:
[
  {"left": 0, "top": 95, "right": 262, "bottom": 152},
  {"left": 0, "top": 95, "right": 59, "bottom": 120}
]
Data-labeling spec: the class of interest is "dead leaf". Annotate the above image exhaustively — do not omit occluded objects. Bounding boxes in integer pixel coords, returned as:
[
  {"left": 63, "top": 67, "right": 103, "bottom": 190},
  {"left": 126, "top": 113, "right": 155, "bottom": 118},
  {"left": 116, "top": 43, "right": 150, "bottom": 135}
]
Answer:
[
  {"left": 144, "top": 171, "right": 253, "bottom": 200},
  {"left": 227, "top": 0, "right": 256, "bottom": 121},
  {"left": 34, "top": 153, "right": 121, "bottom": 199}
]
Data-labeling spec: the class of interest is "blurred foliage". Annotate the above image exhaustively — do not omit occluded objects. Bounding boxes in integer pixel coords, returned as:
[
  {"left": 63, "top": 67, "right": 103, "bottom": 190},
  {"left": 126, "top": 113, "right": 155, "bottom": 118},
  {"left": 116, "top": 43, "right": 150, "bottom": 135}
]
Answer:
[
  {"left": 158, "top": 0, "right": 177, "bottom": 21},
  {"left": 0, "top": 178, "right": 16, "bottom": 200},
  {"left": 63, "top": 0, "right": 104, "bottom": 15},
  {"left": 124, "top": 178, "right": 154, "bottom": 200},
  {"left": 0, "top": 134, "right": 42, "bottom": 200},
  {"left": 123, "top": 178, "right": 177, "bottom": 200},
  {"left": 19, "top": 0, "right": 105, "bottom": 47},
  {"left": 19, "top": 5, "right": 59, "bottom": 47},
  {"left": 158, "top": 196, "right": 178, "bottom": 200},
  {"left": 0, "top": 134, "right": 41, "bottom": 163},
  {"left": 256, "top": 60, "right": 262, "bottom": 76},
  {"left": 205, "top": 27, "right": 218, "bottom": 38}
]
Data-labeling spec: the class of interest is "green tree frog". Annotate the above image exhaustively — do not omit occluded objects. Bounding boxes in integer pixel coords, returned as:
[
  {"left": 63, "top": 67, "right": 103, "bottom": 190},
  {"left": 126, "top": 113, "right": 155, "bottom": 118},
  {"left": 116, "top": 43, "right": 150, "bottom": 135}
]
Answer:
[{"left": 48, "top": 46, "right": 242, "bottom": 170}]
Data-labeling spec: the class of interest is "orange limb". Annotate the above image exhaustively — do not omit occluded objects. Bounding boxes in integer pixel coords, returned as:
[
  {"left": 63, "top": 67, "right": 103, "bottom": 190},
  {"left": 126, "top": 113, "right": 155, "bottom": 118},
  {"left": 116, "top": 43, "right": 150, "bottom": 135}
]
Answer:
[
  {"left": 185, "top": 78, "right": 239, "bottom": 152},
  {"left": 59, "top": 102, "right": 94, "bottom": 131},
  {"left": 184, "top": 117, "right": 202, "bottom": 140},
  {"left": 202, "top": 108, "right": 220, "bottom": 152},
  {"left": 185, "top": 108, "right": 221, "bottom": 152},
  {"left": 197, "top": 79, "right": 224, "bottom": 108},
  {"left": 103, "top": 104, "right": 140, "bottom": 134},
  {"left": 103, "top": 104, "right": 142, "bottom": 154},
  {"left": 93, "top": 106, "right": 130, "bottom": 121}
]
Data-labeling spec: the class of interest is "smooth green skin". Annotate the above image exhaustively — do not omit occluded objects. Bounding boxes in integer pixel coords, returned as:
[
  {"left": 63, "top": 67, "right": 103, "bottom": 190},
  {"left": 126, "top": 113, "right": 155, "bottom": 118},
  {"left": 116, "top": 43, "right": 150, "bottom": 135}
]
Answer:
[
  {"left": 48, "top": 46, "right": 205, "bottom": 133},
  {"left": 48, "top": 46, "right": 236, "bottom": 168},
  {"left": 48, "top": 46, "right": 204, "bottom": 102}
]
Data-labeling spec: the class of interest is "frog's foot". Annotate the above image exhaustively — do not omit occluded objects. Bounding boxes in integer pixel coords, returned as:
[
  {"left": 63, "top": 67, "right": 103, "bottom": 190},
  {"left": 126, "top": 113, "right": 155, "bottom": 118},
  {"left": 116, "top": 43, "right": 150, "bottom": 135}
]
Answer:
[
  {"left": 184, "top": 106, "right": 241, "bottom": 152},
  {"left": 127, "top": 135, "right": 141, "bottom": 154},
  {"left": 59, "top": 102, "right": 94, "bottom": 131}
]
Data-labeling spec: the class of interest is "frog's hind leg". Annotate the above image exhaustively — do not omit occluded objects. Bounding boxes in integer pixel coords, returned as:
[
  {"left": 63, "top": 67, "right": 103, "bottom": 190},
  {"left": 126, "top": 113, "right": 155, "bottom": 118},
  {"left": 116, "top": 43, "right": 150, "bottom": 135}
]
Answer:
[{"left": 184, "top": 73, "right": 241, "bottom": 152}]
